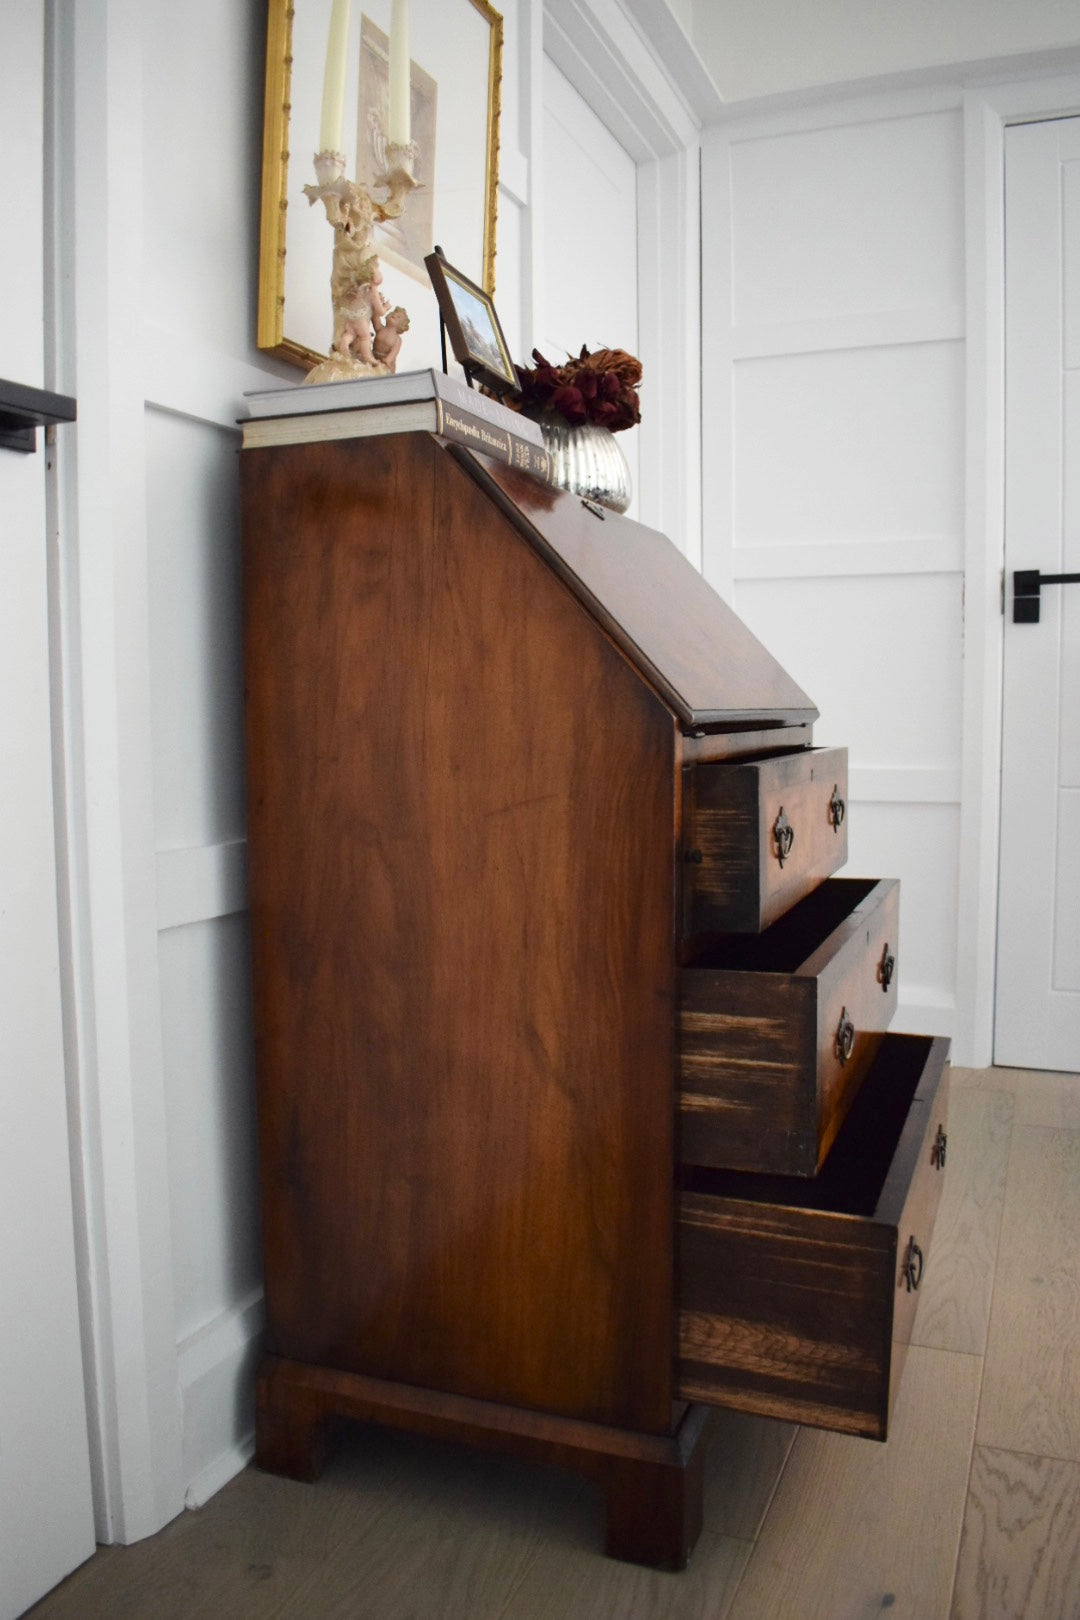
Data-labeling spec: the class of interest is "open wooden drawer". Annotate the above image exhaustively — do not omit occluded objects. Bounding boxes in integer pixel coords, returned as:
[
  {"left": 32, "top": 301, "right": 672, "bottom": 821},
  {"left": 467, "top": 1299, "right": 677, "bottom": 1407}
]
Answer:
[
  {"left": 682, "top": 746, "right": 848, "bottom": 936},
  {"left": 680, "top": 877, "right": 900, "bottom": 1176},
  {"left": 677, "top": 1034, "right": 950, "bottom": 1440}
]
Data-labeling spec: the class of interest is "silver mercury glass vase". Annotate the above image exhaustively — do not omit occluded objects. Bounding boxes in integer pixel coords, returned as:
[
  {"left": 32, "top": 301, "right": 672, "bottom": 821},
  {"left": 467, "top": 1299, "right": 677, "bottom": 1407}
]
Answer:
[{"left": 538, "top": 414, "right": 633, "bottom": 514}]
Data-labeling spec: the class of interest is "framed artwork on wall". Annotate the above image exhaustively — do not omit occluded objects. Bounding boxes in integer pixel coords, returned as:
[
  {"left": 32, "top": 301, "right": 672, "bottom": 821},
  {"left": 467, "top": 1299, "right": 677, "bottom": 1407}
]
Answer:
[{"left": 258, "top": 0, "right": 502, "bottom": 372}]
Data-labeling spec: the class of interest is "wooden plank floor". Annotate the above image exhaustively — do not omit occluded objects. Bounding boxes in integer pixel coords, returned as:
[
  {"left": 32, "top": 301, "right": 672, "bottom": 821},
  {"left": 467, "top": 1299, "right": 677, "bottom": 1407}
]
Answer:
[{"left": 27, "top": 1065, "right": 1080, "bottom": 1620}]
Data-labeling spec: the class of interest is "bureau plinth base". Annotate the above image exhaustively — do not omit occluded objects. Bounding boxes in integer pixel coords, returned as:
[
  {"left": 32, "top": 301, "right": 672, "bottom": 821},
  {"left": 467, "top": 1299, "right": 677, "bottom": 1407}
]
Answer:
[{"left": 255, "top": 1355, "right": 709, "bottom": 1569}]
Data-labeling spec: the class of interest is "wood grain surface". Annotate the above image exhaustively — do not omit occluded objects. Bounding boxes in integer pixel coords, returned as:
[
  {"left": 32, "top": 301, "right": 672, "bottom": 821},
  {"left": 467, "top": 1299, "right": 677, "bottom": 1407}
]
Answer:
[
  {"left": 977, "top": 1124, "right": 1080, "bottom": 1460},
  {"left": 457, "top": 448, "right": 818, "bottom": 731},
  {"left": 679, "top": 877, "right": 898, "bottom": 1175},
  {"left": 682, "top": 747, "right": 848, "bottom": 935},
  {"left": 1011, "top": 1068, "right": 1080, "bottom": 1129},
  {"left": 501, "top": 1519, "right": 750, "bottom": 1620},
  {"left": 29, "top": 1424, "right": 585, "bottom": 1620},
  {"left": 257, "top": 1358, "right": 710, "bottom": 1571},
  {"left": 242, "top": 433, "right": 678, "bottom": 1434},
  {"left": 951, "top": 1445, "right": 1080, "bottom": 1620},
  {"left": 703, "top": 1410, "right": 797, "bottom": 1542},
  {"left": 724, "top": 1346, "right": 981, "bottom": 1620},
  {"left": 678, "top": 1036, "right": 949, "bottom": 1439},
  {"left": 34, "top": 1064, "right": 1078, "bottom": 1618},
  {"left": 912, "top": 1086, "right": 1014, "bottom": 1356},
  {"left": 679, "top": 723, "right": 814, "bottom": 764}
]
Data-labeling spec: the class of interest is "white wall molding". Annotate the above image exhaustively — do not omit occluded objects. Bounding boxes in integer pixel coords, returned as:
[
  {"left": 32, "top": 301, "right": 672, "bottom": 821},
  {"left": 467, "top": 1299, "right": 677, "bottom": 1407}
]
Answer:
[
  {"left": 517, "top": 0, "right": 545, "bottom": 355},
  {"left": 712, "top": 82, "right": 964, "bottom": 142},
  {"left": 497, "top": 147, "right": 530, "bottom": 208},
  {"left": 731, "top": 305, "right": 964, "bottom": 361},
  {"left": 700, "top": 122, "right": 735, "bottom": 598},
  {"left": 968, "top": 66, "right": 1080, "bottom": 122},
  {"left": 732, "top": 537, "right": 964, "bottom": 581},
  {"left": 156, "top": 842, "right": 248, "bottom": 933},
  {"left": 848, "top": 767, "right": 962, "bottom": 806},
  {"left": 544, "top": 0, "right": 700, "bottom": 160},
  {"left": 704, "top": 49, "right": 1080, "bottom": 129},
  {"left": 893, "top": 991, "right": 957, "bottom": 1039},
  {"left": 54, "top": 0, "right": 185, "bottom": 1542},
  {"left": 702, "top": 87, "right": 967, "bottom": 1043},
  {"left": 184, "top": 1438, "right": 256, "bottom": 1514},
  {"left": 540, "top": 1, "right": 703, "bottom": 562},
  {"left": 636, "top": 140, "right": 702, "bottom": 558},
  {"left": 143, "top": 324, "right": 293, "bottom": 435},
  {"left": 176, "top": 1289, "right": 264, "bottom": 1511},
  {"left": 615, "top": 0, "right": 724, "bottom": 125},
  {"left": 176, "top": 1288, "right": 265, "bottom": 1394}
]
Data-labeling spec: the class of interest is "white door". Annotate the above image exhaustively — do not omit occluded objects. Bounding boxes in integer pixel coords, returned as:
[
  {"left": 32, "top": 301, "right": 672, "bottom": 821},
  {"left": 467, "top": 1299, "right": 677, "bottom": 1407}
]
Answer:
[
  {"left": 540, "top": 57, "right": 640, "bottom": 511},
  {"left": 996, "top": 117, "right": 1080, "bottom": 1072},
  {"left": 0, "top": 7, "right": 96, "bottom": 1615}
]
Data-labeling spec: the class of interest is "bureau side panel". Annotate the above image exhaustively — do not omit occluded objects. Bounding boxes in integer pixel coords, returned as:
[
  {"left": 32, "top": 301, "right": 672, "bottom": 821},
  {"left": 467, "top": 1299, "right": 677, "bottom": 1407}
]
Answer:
[{"left": 242, "top": 434, "right": 677, "bottom": 1435}]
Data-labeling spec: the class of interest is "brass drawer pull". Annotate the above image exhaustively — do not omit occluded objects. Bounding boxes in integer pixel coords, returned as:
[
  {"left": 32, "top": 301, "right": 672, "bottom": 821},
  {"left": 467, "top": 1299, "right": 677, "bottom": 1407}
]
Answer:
[
  {"left": 829, "top": 785, "right": 846, "bottom": 831},
  {"left": 879, "top": 943, "right": 895, "bottom": 992},
  {"left": 772, "top": 807, "right": 794, "bottom": 866},
  {"left": 835, "top": 1008, "right": 855, "bottom": 1065},
  {"left": 931, "top": 1125, "right": 947, "bottom": 1169},
  {"left": 901, "top": 1236, "right": 924, "bottom": 1292}
]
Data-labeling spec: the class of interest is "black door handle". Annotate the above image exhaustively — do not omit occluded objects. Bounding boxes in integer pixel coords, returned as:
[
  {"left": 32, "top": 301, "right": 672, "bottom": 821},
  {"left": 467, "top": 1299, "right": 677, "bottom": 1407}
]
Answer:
[{"left": 1013, "top": 569, "right": 1080, "bottom": 623}]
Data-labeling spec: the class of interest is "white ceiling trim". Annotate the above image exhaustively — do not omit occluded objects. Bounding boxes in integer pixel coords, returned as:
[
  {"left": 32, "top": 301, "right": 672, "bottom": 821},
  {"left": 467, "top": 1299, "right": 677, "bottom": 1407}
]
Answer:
[{"left": 543, "top": 0, "right": 703, "bottom": 158}]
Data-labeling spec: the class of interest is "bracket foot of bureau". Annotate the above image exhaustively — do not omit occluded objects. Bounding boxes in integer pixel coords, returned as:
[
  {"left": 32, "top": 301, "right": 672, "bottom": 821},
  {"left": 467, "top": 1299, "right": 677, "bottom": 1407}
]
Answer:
[{"left": 255, "top": 1354, "right": 709, "bottom": 1569}]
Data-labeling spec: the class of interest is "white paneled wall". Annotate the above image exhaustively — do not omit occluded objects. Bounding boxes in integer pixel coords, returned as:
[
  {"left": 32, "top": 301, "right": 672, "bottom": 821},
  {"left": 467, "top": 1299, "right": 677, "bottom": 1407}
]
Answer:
[
  {"left": 137, "top": 0, "right": 283, "bottom": 1506},
  {"left": 539, "top": 55, "right": 641, "bottom": 507},
  {"left": 132, "top": 0, "right": 539, "bottom": 1513},
  {"left": 703, "top": 94, "right": 967, "bottom": 1036}
]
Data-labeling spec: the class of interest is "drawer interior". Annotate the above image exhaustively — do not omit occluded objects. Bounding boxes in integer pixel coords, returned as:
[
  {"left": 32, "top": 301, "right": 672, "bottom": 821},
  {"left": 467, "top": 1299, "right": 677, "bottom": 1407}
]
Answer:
[
  {"left": 679, "top": 1032, "right": 939, "bottom": 1215},
  {"left": 678, "top": 1034, "right": 949, "bottom": 1438},
  {"left": 684, "top": 876, "right": 882, "bottom": 975}
]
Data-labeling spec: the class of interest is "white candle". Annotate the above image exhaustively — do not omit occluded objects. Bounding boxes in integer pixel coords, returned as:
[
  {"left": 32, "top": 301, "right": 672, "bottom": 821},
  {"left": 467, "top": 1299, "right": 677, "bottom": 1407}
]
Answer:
[
  {"left": 388, "top": 0, "right": 410, "bottom": 146},
  {"left": 319, "top": 0, "right": 350, "bottom": 155}
]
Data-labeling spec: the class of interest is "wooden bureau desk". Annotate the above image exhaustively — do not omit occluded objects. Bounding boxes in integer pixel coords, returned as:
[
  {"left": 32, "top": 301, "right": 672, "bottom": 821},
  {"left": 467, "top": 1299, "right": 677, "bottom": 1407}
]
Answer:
[{"left": 240, "top": 428, "right": 949, "bottom": 1569}]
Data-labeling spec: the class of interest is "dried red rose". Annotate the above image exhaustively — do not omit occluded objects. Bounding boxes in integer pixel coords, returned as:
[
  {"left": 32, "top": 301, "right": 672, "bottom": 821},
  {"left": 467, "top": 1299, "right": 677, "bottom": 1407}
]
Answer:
[{"left": 497, "top": 344, "right": 642, "bottom": 434}]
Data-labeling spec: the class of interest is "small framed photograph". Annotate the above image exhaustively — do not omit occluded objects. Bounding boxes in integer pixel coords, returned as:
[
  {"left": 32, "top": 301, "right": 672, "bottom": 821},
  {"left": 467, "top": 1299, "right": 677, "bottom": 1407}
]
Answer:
[{"left": 424, "top": 251, "right": 519, "bottom": 395}]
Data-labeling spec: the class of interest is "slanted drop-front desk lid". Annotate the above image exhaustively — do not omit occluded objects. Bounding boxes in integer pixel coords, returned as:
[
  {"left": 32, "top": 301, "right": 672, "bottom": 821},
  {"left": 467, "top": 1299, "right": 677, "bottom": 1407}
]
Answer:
[{"left": 454, "top": 446, "right": 818, "bottom": 734}]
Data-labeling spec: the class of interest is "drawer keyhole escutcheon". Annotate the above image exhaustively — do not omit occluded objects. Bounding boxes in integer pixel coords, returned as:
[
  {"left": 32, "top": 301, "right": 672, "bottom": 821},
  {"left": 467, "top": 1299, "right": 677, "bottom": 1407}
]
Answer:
[
  {"left": 835, "top": 1008, "right": 855, "bottom": 1065},
  {"left": 879, "top": 944, "right": 896, "bottom": 992},
  {"left": 772, "top": 807, "right": 794, "bottom": 866},
  {"left": 829, "top": 785, "right": 846, "bottom": 831},
  {"left": 901, "top": 1236, "right": 924, "bottom": 1293},
  {"left": 931, "top": 1125, "right": 948, "bottom": 1169}
]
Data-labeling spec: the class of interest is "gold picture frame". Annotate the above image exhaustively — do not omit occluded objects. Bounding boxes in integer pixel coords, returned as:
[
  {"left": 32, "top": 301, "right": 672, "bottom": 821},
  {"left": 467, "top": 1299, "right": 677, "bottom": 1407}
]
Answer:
[{"left": 258, "top": 0, "right": 503, "bottom": 372}]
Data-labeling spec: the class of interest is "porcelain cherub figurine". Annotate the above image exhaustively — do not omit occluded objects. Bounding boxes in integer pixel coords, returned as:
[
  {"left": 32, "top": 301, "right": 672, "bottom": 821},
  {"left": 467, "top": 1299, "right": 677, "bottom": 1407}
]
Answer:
[
  {"left": 372, "top": 306, "right": 410, "bottom": 371},
  {"left": 302, "top": 153, "right": 417, "bottom": 384}
]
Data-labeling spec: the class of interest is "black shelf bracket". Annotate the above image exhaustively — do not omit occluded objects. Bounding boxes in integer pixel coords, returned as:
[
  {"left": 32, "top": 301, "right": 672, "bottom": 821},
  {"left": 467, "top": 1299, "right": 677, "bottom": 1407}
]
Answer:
[{"left": 0, "top": 377, "right": 77, "bottom": 454}]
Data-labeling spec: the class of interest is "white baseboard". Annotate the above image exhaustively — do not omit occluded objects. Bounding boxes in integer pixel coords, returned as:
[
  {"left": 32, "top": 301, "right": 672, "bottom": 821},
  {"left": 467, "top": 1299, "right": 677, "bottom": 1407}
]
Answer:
[
  {"left": 893, "top": 991, "right": 956, "bottom": 1039},
  {"left": 184, "top": 1434, "right": 255, "bottom": 1511},
  {"left": 177, "top": 1288, "right": 265, "bottom": 1509},
  {"left": 156, "top": 839, "right": 248, "bottom": 932}
]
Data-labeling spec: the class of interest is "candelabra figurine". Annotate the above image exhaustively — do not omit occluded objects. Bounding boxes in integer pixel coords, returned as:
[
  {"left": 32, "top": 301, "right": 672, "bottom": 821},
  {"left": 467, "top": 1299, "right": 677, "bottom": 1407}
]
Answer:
[{"left": 302, "top": 143, "right": 418, "bottom": 384}]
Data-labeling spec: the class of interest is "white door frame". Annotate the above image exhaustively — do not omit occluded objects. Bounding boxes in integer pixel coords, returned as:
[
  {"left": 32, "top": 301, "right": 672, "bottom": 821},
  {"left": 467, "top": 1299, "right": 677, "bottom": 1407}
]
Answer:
[
  {"left": 958, "top": 69, "right": 1080, "bottom": 1068},
  {"left": 46, "top": 0, "right": 185, "bottom": 1544},
  {"left": 542, "top": 0, "right": 705, "bottom": 563}
]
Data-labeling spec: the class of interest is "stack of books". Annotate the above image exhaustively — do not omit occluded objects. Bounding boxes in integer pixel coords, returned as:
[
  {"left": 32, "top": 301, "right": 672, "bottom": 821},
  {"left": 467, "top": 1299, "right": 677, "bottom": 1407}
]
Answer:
[{"left": 241, "top": 368, "right": 553, "bottom": 483}]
